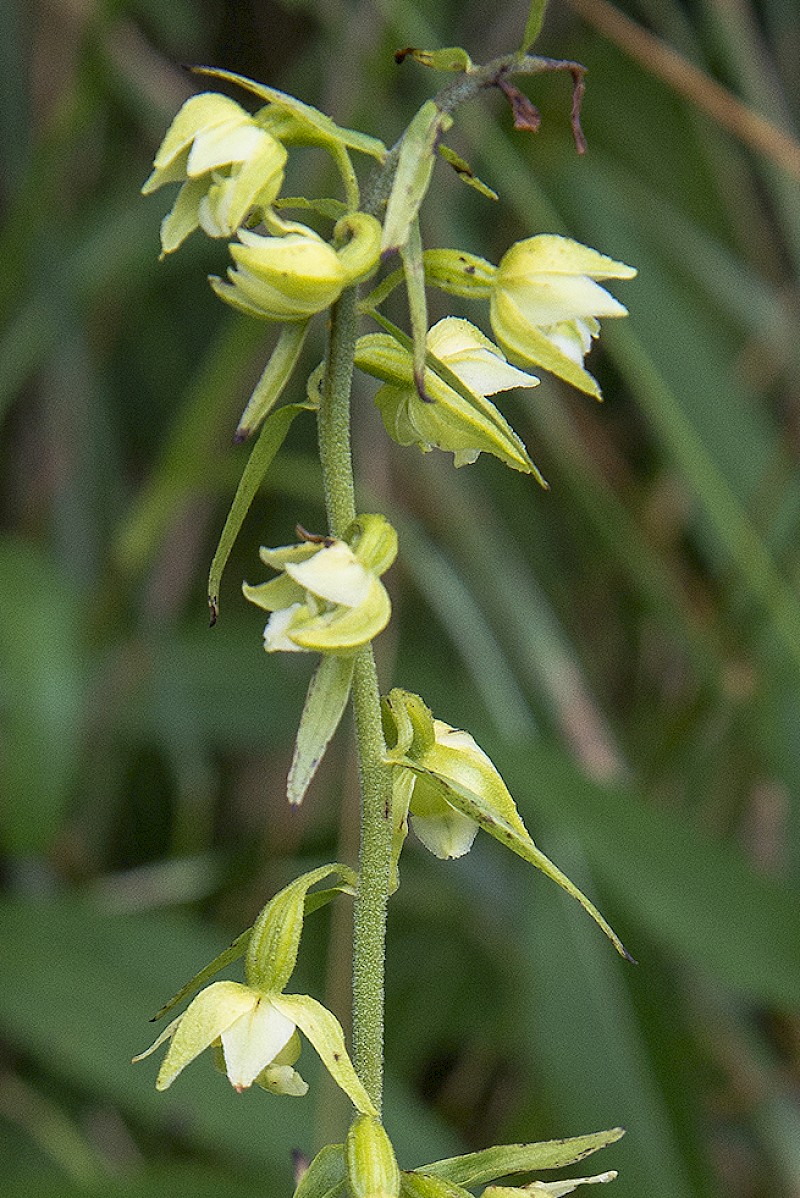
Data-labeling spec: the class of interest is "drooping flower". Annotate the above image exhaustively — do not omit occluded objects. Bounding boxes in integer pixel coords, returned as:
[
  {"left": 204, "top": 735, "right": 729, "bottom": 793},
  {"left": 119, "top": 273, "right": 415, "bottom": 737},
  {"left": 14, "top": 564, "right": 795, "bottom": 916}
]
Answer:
[
  {"left": 243, "top": 514, "right": 397, "bottom": 654},
  {"left": 142, "top": 92, "right": 287, "bottom": 255},
  {"left": 355, "top": 318, "right": 540, "bottom": 473},
  {"left": 211, "top": 212, "right": 382, "bottom": 321},
  {"left": 133, "top": 979, "right": 376, "bottom": 1110},
  {"left": 489, "top": 235, "right": 636, "bottom": 398}
]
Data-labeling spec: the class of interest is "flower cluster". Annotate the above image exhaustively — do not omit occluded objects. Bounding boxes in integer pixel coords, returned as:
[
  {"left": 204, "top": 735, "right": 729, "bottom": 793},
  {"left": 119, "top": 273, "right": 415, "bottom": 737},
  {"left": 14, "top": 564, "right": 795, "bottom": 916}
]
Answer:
[{"left": 140, "top": 46, "right": 635, "bottom": 1198}]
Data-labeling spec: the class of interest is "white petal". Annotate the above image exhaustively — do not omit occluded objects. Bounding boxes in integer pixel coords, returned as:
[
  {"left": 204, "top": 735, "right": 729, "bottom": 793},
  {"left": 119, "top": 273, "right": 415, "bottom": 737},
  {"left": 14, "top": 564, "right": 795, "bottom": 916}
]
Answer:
[
  {"left": 449, "top": 349, "right": 539, "bottom": 395},
  {"left": 187, "top": 121, "right": 265, "bottom": 176},
  {"left": 264, "top": 605, "right": 306, "bottom": 652},
  {"left": 285, "top": 542, "right": 372, "bottom": 606},
  {"left": 509, "top": 274, "right": 628, "bottom": 326},
  {"left": 221, "top": 996, "right": 296, "bottom": 1091}
]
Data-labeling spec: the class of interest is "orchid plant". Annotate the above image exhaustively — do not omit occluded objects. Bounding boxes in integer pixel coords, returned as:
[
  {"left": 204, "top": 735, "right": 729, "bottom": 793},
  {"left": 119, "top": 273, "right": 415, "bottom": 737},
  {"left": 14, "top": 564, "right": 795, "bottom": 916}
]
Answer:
[{"left": 136, "top": 4, "right": 637, "bottom": 1196}]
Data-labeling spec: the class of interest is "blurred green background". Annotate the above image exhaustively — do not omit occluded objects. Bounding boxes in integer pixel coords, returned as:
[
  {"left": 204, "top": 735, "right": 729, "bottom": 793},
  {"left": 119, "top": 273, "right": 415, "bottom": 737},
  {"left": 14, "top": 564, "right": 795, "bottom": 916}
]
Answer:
[{"left": 2, "top": 1, "right": 800, "bottom": 1196}]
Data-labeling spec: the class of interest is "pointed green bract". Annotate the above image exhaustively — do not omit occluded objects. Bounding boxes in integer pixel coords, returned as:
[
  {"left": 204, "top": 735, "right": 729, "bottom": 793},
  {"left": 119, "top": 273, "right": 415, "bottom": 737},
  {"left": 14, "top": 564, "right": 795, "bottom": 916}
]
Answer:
[
  {"left": 288, "top": 654, "right": 357, "bottom": 805},
  {"left": 207, "top": 402, "right": 314, "bottom": 621},
  {"left": 246, "top": 864, "right": 357, "bottom": 992},
  {"left": 149, "top": 930, "right": 251, "bottom": 1023},
  {"left": 438, "top": 145, "right": 499, "bottom": 200},
  {"left": 521, "top": 0, "right": 549, "bottom": 52},
  {"left": 191, "top": 67, "right": 387, "bottom": 160},
  {"left": 419, "top": 1129, "right": 625, "bottom": 1187},
  {"left": 235, "top": 321, "right": 311, "bottom": 440},
  {"left": 382, "top": 101, "right": 453, "bottom": 254},
  {"left": 273, "top": 993, "right": 378, "bottom": 1116}
]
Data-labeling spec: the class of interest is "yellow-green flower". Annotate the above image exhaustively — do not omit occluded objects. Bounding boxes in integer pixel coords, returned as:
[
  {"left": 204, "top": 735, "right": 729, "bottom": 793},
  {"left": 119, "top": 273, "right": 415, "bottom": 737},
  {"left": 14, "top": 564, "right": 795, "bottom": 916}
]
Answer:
[
  {"left": 142, "top": 92, "right": 287, "bottom": 255},
  {"left": 243, "top": 514, "right": 397, "bottom": 653},
  {"left": 212, "top": 212, "right": 382, "bottom": 321},
  {"left": 133, "top": 980, "right": 375, "bottom": 1111},
  {"left": 489, "top": 235, "right": 636, "bottom": 398},
  {"left": 356, "top": 318, "right": 539, "bottom": 472}
]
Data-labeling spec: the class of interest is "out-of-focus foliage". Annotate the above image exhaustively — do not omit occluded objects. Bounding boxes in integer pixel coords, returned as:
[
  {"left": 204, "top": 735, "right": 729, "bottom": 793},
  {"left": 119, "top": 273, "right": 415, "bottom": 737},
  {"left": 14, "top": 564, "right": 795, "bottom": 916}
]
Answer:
[{"left": 2, "top": 2, "right": 800, "bottom": 1197}]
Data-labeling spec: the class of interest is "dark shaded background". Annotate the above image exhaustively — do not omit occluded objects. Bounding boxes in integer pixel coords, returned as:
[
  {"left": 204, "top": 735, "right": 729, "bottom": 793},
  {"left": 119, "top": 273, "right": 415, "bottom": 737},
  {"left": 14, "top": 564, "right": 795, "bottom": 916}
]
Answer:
[{"left": 2, "top": 2, "right": 800, "bottom": 1197}]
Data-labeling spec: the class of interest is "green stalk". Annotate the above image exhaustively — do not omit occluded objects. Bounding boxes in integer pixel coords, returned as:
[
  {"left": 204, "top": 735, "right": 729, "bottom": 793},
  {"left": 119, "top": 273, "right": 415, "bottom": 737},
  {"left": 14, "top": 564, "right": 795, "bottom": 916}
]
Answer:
[{"left": 318, "top": 283, "right": 393, "bottom": 1113}]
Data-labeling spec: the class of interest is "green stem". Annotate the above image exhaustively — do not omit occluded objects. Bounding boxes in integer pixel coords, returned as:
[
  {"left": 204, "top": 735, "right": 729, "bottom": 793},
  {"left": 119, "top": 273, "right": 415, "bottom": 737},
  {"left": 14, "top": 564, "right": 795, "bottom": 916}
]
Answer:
[{"left": 318, "top": 283, "right": 393, "bottom": 1114}]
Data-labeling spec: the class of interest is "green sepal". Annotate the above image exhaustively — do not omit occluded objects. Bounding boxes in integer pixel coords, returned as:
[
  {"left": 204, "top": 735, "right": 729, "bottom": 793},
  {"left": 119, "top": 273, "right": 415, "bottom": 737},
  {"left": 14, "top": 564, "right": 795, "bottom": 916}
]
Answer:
[
  {"left": 272, "top": 993, "right": 378, "bottom": 1115},
  {"left": 438, "top": 145, "right": 499, "bottom": 201},
  {"left": 418, "top": 1129, "right": 625, "bottom": 1188},
  {"left": 276, "top": 196, "right": 349, "bottom": 222},
  {"left": 207, "top": 401, "right": 314, "bottom": 623},
  {"left": 388, "top": 769, "right": 414, "bottom": 892},
  {"left": 490, "top": 292, "right": 602, "bottom": 399},
  {"left": 400, "top": 1173, "right": 473, "bottom": 1198},
  {"left": 294, "top": 1144, "right": 348, "bottom": 1198},
  {"left": 396, "top": 46, "right": 472, "bottom": 72},
  {"left": 191, "top": 67, "right": 387, "bottom": 161},
  {"left": 382, "top": 101, "right": 453, "bottom": 254},
  {"left": 149, "top": 930, "right": 250, "bottom": 1022},
  {"left": 346, "top": 1115, "right": 401, "bottom": 1198},
  {"left": 289, "top": 576, "right": 391, "bottom": 653},
  {"left": 288, "top": 654, "right": 357, "bottom": 805},
  {"left": 235, "top": 321, "right": 310, "bottom": 441},
  {"left": 521, "top": 0, "right": 549, "bottom": 52},
  {"left": 245, "top": 864, "right": 357, "bottom": 992}
]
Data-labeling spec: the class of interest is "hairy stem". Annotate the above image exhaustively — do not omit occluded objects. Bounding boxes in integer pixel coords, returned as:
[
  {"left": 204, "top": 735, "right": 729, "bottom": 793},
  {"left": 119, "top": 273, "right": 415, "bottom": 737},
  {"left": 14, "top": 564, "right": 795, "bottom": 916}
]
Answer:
[{"left": 318, "top": 284, "right": 393, "bottom": 1113}]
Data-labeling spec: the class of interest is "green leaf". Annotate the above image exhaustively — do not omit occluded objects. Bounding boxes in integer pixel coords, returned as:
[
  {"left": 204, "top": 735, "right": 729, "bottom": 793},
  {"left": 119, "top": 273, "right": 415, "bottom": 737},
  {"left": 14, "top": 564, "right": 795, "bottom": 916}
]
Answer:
[
  {"left": 245, "top": 864, "right": 357, "bottom": 992},
  {"left": 438, "top": 145, "right": 499, "bottom": 200},
  {"left": 295, "top": 1144, "right": 348, "bottom": 1198},
  {"left": 288, "top": 654, "right": 356, "bottom": 806},
  {"left": 419, "top": 1129, "right": 625, "bottom": 1188},
  {"left": 521, "top": 0, "right": 549, "bottom": 52},
  {"left": 191, "top": 67, "right": 387, "bottom": 160},
  {"left": 235, "top": 320, "right": 310, "bottom": 441},
  {"left": 382, "top": 101, "right": 453, "bottom": 254},
  {"left": 207, "top": 401, "right": 313, "bottom": 621},
  {"left": 0, "top": 540, "right": 84, "bottom": 854}
]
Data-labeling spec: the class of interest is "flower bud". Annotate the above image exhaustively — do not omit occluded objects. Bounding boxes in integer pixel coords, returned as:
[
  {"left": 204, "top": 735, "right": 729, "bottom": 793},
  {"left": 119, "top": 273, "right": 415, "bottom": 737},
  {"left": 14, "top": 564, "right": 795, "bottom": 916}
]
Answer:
[
  {"left": 423, "top": 249, "right": 496, "bottom": 299},
  {"left": 346, "top": 1116, "right": 401, "bottom": 1198}
]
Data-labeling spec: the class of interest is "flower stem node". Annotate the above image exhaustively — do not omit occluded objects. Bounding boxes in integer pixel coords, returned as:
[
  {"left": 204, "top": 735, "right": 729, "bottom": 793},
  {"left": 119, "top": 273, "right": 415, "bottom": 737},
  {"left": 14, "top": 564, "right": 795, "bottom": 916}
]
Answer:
[
  {"left": 243, "top": 514, "right": 397, "bottom": 654},
  {"left": 142, "top": 92, "right": 287, "bottom": 256},
  {"left": 489, "top": 235, "right": 636, "bottom": 397},
  {"left": 346, "top": 1115, "right": 402, "bottom": 1198},
  {"left": 356, "top": 318, "right": 539, "bottom": 472},
  {"left": 211, "top": 212, "right": 382, "bottom": 321}
]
